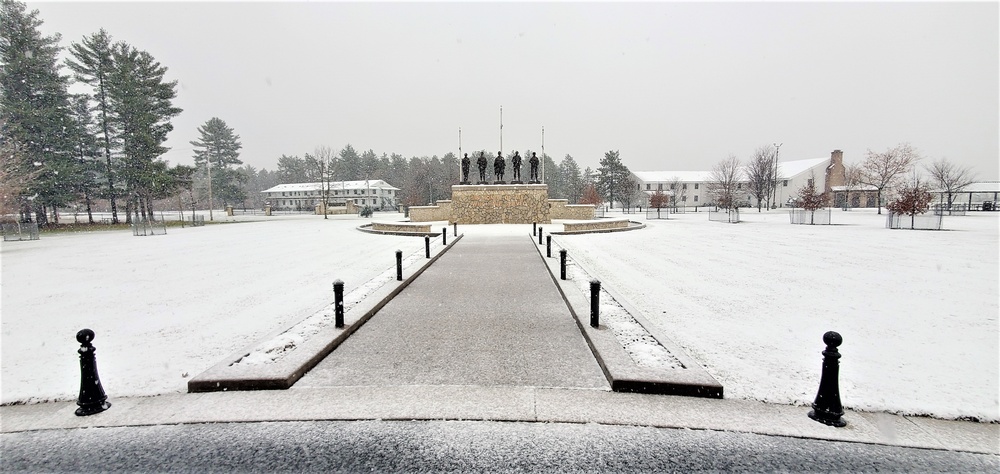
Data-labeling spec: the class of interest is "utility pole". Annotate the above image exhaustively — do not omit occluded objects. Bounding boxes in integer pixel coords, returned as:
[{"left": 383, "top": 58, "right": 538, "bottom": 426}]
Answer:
[
  {"left": 773, "top": 142, "right": 783, "bottom": 209},
  {"left": 207, "top": 151, "right": 214, "bottom": 221}
]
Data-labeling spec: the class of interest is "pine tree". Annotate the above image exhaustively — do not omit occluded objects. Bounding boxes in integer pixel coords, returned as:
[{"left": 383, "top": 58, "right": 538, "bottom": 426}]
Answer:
[
  {"left": 597, "top": 150, "right": 631, "bottom": 208},
  {"left": 191, "top": 117, "right": 243, "bottom": 214},
  {"left": 68, "top": 94, "right": 102, "bottom": 223},
  {"left": 107, "top": 42, "right": 181, "bottom": 222},
  {"left": 66, "top": 28, "right": 120, "bottom": 222},
  {"left": 0, "top": 0, "right": 79, "bottom": 225}
]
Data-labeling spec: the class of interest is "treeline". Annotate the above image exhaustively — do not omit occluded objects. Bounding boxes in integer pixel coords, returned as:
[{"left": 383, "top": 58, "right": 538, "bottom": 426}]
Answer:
[
  {"left": 0, "top": 0, "right": 617, "bottom": 225},
  {"left": 1, "top": 0, "right": 188, "bottom": 225}
]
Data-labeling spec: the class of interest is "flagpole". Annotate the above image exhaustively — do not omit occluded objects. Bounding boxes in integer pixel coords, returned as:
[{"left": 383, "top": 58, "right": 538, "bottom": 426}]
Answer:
[
  {"left": 499, "top": 105, "right": 503, "bottom": 153},
  {"left": 541, "top": 126, "right": 545, "bottom": 184},
  {"left": 458, "top": 127, "right": 462, "bottom": 184}
]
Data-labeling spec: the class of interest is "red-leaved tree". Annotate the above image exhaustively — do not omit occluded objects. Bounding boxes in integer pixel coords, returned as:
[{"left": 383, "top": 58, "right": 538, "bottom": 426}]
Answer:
[{"left": 886, "top": 177, "right": 933, "bottom": 229}]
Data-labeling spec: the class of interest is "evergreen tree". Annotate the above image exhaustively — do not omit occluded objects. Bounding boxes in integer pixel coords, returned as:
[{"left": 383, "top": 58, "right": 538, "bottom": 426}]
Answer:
[
  {"left": 107, "top": 42, "right": 181, "bottom": 222},
  {"left": 66, "top": 28, "right": 120, "bottom": 222},
  {"left": 276, "top": 154, "right": 310, "bottom": 183},
  {"left": 68, "top": 94, "right": 102, "bottom": 223},
  {"left": 558, "top": 155, "right": 583, "bottom": 203},
  {"left": 338, "top": 144, "right": 361, "bottom": 180},
  {"left": 191, "top": 117, "right": 243, "bottom": 211},
  {"left": 597, "top": 150, "right": 631, "bottom": 208},
  {"left": 0, "top": 0, "right": 79, "bottom": 225}
]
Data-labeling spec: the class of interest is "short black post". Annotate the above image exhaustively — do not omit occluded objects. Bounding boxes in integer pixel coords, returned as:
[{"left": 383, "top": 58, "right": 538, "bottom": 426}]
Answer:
[
  {"left": 395, "top": 250, "right": 403, "bottom": 281},
  {"left": 538, "top": 227, "right": 543, "bottom": 245},
  {"left": 453, "top": 222, "right": 458, "bottom": 236},
  {"left": 589, "top": 280, "right": 600, "bottom": 327},
  {"left": 442, "top": 227, "right": 447, "bottom": 246},
  {"left": 808, "top": 331, "right": 847, "bottom": 427},
  {"left": 546, "top": 235, "right": 552, "bottom": 258},
  {"left": 424, "top": 235, "right": 431, "bottom": 258},
  {"left": 333, "top": 280, "right": 345, "bottom": 328},
  {"left": 533, "top": 222, "right": 537, "bottom": 236},
  {"left": 75, "top": 329, "right": 111, "bottom": 416},
  {"left": 559, "top": 250, "right": 567, "bottom": 280}
]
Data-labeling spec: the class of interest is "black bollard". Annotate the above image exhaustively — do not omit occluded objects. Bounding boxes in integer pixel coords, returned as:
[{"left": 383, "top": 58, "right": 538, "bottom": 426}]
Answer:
[
  {"left": 538, "top": 227, "right": 543, "bottom": 245},
  {"left": 333, "top": 280, "right": 345, "bottom": 328},
  {"left": 75, "top": 329, "right": 111, "bottom": 416},
  {"left": 453, "top": 222, "right": 458, "bottom": 236},
  {"left": 396, "top": 250, "right": 403, "bottom": 281},
  {"left": 560, "top": 250, "right": 567, "bottom": 280},
  {"left": 533, "top": 222, "right": 537, "bottom": 236},
  {"left": 590, "top": 280, "right": 601, "bottom": 327},
  {"left": 808, "top": 331, "right": 847, "bottom": 427},
  {"left": 546, "top": 235, "right": 552, "bottom": 258},
  {"left": 424, "top": 235, "right": 431, "bottom": 258},
  {"left": 442, "top": 227, "right": 447, "bottom": 246}
]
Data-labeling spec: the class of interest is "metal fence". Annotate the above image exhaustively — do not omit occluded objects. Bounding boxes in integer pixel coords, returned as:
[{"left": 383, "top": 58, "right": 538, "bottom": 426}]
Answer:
[
  {"left": 594, "top": 206, "right": 605, "bottom": 218},
  {"left": 932, "top": 204, "right": 967, "bottom": 216},
  {"left": 789, "top": 209, "right": 832, "bottom": 225},
  {"left": 886, "top": 212, "right": 943, "bottom": 230},
  {"left": 708, "top": 208, "right": 740, "bottom": 223},
  {"left": 645, "top": 207, "right": 672, "bottom": 220},
  {"left": 190, "top": 215, "right": 205, "bottom": 227},
  {"left": 2, "top": 223, "right": 40, "bottom": 241},
  {"left": 132, "top": 219, "right": 167, "bottom": 236}
]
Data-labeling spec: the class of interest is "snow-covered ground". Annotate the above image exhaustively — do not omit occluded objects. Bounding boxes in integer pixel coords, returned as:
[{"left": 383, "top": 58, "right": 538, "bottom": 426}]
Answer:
[
  {"left": 2, "top": 209, "right": 997, "bottom": 422},
  {"left": 556, "top": 208, "right": 999, "bottom": 422}
]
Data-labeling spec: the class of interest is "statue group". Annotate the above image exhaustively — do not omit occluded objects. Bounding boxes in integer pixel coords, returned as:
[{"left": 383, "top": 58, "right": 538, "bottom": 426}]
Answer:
[{"left": 460, "top": 151, "right": 541, "bottom": 185}]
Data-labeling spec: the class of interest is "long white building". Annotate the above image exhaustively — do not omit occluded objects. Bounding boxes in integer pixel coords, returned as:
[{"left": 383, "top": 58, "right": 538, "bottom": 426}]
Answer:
[
  {"left": 261, "top": 180, "right": 400, "bottom": 211},
  {"left": 632, "top": 150, "right": 847, "bottom": 208}
]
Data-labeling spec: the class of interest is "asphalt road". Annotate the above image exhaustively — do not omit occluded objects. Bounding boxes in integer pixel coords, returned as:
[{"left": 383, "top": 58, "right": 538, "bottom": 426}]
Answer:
[{"left": 4, "top": 420, "right": 997, "bottom": 472}]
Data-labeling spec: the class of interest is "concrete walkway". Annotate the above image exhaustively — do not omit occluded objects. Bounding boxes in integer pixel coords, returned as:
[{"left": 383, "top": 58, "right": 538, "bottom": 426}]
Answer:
[{"left": 296, "top": 233, "right": 607, "bottom": 389}]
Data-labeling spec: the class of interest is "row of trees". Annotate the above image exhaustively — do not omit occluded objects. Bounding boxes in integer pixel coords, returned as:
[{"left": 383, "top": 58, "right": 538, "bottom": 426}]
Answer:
[
  {"left": 1, "top": 0, "right": 191, "bottom": 225},
  {"left": 698, "top": 143, "right": 975, "bottom": 215}
]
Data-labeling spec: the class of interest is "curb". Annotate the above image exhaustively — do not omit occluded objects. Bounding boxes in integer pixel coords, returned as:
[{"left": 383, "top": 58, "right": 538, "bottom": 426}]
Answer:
[
  {"left": 533, "top": 233, "right": 723, "bottom": 398},
  {"left": 187, "top": 234, "right": 465, "bottom": 392}
]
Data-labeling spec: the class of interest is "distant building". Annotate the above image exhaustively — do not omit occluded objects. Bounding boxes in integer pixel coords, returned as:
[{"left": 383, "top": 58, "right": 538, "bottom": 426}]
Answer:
[
  {"left": 632, "top": 150, "right": 870, "bottom": 208},
  {"left": 261, "top": 180, "right": 400, "bottom": 211}
]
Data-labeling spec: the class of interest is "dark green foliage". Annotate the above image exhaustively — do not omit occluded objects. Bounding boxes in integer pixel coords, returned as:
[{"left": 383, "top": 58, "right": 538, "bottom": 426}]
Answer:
[
  {"left": 191, "top": 117, "right": 243, "bottom": 207},
  {"left": 596, "top": 150, "right": 632, "bottom": 208}
]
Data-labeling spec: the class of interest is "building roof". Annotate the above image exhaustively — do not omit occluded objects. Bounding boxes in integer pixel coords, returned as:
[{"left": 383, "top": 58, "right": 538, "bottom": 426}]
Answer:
[
  {"left": 634, "top": 157, "right": 830, "bottom": 183},
  {"left": 262, "top": 180, "right": 400, "bottom": 193},
  {"left": 930, "top": 181, "right": 1000, "bottom": 193}
]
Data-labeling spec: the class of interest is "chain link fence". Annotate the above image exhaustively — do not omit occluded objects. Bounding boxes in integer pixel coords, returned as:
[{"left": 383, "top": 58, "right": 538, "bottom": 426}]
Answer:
[
  {"left": 2, "top": 223, "right": 40, "bottom": 241},
  {"left": 789, "top": 209, "right": 832, "bottom": 225},
  {"left": 708, "top": 208, "right": 740, "bottom": 223},
  {"left": 886, "top": 213, "right": 943, "bottom": 230}
]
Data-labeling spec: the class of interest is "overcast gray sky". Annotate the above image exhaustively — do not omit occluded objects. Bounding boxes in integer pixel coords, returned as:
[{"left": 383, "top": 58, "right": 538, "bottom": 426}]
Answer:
[{"left": 29, "top": 1, "right": 1000, "bottom": 178}]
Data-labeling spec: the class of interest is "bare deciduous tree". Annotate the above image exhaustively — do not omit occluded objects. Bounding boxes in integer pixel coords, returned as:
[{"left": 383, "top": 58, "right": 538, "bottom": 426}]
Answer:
[
  {"left": 860, "top": 143, "right": 919, "bottom": 214},
  {"left": 925, "top": 158, "right": 976, "bottom": 208},
  {"left": 841, "top": 163, "right": 863, "bottom": 208},
  {"left": 709, "top": 155, "right": 743, "bottom": 210},
  {"left": 747, "top": 144, "right": 776, "bottom": 212},
  {"left": 887, "top": 174, "right": 933, "bottom": 229}
]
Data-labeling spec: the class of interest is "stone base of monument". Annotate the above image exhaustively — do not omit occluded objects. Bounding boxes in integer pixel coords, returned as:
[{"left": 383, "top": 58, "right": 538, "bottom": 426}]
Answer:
[
  {"left": 459, "top": 181, "right": 470, "bottom": 185},
  {"left": 477, "top": 181, "right": 488, "bottom": 185},
  {"left": 511, "top": 180, "right": 523, "bottom": 185},
  {"left": 409, "top": 184, "right": 552, "bottom": 224},
  {"left": 493, "top": 181, "right": 506, "bottom": 185},
  {"left": 529, "top": 180, "right": 541, "bottom": 184}
]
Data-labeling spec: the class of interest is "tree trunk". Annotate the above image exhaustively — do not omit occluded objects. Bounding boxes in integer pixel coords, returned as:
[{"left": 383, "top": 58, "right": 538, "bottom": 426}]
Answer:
[
  {"left": 51, "top": 204, "right": 59, "bottom": 224},
  {"left": 877, "top": 189, "right": 883, "bottom": 214},
  {"left": 84, "top": 188, "right": 95, "bottom": 224}
]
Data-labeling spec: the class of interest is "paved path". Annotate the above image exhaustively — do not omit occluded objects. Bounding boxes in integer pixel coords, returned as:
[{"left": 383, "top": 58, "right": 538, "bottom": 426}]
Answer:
[{"left": 296, "top": 233, "right": 608, "bottom": 389}]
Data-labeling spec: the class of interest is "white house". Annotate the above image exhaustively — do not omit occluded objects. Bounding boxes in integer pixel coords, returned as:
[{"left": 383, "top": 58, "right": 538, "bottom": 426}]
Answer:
[
  {"left": 261, "top": 180, "right": 400, "bottom": 211},
  {"left": 632, "top": 151, "right": 846, "bottom": 209}
]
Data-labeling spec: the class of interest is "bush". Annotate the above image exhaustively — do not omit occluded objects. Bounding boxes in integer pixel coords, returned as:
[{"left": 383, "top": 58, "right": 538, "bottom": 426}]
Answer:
[{"left": 360, "top": 206, "right": 375, "bottom": 218}]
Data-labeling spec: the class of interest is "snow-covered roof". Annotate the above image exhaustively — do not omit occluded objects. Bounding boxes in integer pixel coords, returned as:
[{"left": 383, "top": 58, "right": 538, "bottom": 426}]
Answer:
[
  {"left": 930, "top": 181, "right": 1000, "bottom": 193},
  {"left": 633, "top": 157, "right": 830, "bottom": 183},
  {"left": 830, "top": 185, "right": 878, "bottom": 192},
  {"left": 262, "top": 180, "right": 400, "bottom": 193}
]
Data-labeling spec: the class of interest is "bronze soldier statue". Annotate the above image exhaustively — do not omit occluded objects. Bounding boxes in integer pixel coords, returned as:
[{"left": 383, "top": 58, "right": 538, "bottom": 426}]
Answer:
[
  {"left": 511, "top": 151, "right": 522, "bottom": 183},
  {"left": 461, "top": 153, "right": 471, "bottom": 184},
  {"left": 477, "top": 152, "right": 488, "bottom": 183},
  {"left": 493, "top": 151, "right": 506, "bottom": 183},
  {"left": 529, "top": 152, "right": 540, "bottom": 182}
]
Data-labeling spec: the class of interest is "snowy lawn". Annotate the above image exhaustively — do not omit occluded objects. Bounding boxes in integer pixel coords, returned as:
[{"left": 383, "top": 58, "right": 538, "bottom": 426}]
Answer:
[
  {"left": 2, "top": 209, "right": 997, "bottom": 423},
  {"left": 555, "top": 208, "right": 999, "bottom": 421},
  {"left": 1, "top": 214, "right": 427, "bottom": 404}
]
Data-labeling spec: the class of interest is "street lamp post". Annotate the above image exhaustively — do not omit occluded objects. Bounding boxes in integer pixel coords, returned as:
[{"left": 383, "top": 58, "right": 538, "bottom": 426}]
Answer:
[{"left": 773, "top": 142, "right": 782, "bottom": 208}]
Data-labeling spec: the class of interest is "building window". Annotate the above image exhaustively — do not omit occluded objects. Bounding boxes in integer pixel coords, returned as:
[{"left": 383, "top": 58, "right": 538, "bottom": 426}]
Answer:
[
  {"left": 657, "top": 183, "right": 663, "bottom": 191},
  {"left": 783, "top": 180, "right": 788, "bottom": 187},
  {"left": 646, "top": 183, "right": 651, "bottom": 190},
  {"left": 694, "top": 183, "right": 699, "bottom": 190},
  {"left": 694, "top": 196, "right": 699, "bottom": 202},
  {"left": 670, "top": 183, "right": 675, "bottom": 190},
  {"left": 682, "top": 183, "right": 687, "bottom": 190},
  {"left": 682, "top": 196, "right": 687, "bottom": 202},
  {"left": 807, "top": 178, "right": 814, "bottom": 187}
]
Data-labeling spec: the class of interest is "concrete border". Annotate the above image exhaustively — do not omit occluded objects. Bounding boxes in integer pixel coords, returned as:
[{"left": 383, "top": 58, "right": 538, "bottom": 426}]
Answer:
[
  {"left": 550, "top": 220, "right": 646, "bottom": 235},
  {"left": 356, "top": 223, "right": 442, "bottom": 237},
  {"left": 187, "top": 234, "right": 465, "bottom": 392},
  {"left": 533, "top": 234, "right": 723, "bottom": 398}
]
